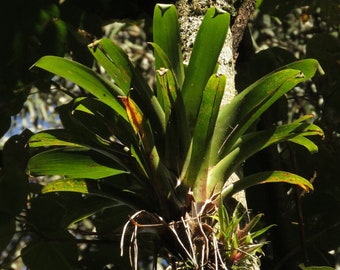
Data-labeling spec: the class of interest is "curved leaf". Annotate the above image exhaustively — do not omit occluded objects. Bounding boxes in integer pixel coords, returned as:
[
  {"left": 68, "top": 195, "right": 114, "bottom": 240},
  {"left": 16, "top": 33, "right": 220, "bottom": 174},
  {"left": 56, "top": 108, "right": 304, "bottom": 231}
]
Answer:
[
  {"left": 298, "top": 264, "right": 335, "bottom": 270},
  {"left": 88, "top": 38, "right": 132, "bottom": 94},
  {"left": 27, "top": 148, "right": 129, "bottom": 179},
  {"left": 87, "top": 36, "right": 166, "bottom": 136},
  {"left": 208, "top": 116, "right": 323, "bottom": 194},
  {"left": 212, "top": 59, "right": 321, "bottom": 165},
  {"left": 28, "top": 130, "right": 82, "bottom": 148},
  {"left": 32, "top": 56, "right": 128, "bottom": 120},
  {"left": 288, "top": 136, "right": 319, "bottom": 153},
  {"left": 222, "top": 171, "right": 314, "bottom": 199}
]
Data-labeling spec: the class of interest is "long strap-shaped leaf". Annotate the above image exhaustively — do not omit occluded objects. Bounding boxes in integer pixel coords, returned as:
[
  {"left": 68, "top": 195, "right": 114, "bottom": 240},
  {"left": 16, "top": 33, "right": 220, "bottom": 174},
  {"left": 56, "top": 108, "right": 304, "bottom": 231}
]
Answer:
[
  {"left": 151, "top": 42, "right": 191, "bottom": 169},
  {"left": 182, "top": 7, "right": 230, "bottom": 133},
  {"left": 88, "top": 38, "right": 166, "bottom": 135},
  {"left": 155, "top": 66, "right": 182, "bottom": 169},
  {"left": 41, "top": 178, "right": 154, "bottom": 211},
  {"left": 88, "top": 38, "right": 132, "bottom": 94},
  {"left": 27, "top": 147, "right": 129, "bottom": 179},
  {"left": 32, "top": 56, "right": 128, "bottom": 120},
  {"left": 182, "top": 74, "right": 226, "bottom": 189},
  {"left": 153, "top": 4, "right": 184, "bottom": 86},
  {"left": 211, "top": 59, "right": 321, "bottom": 166},
  {"left": 207, "top": 116, "right": 323, "bottom": 195},
  {"left": 221, "top": 171, "right": 314, "bottom": 200}
]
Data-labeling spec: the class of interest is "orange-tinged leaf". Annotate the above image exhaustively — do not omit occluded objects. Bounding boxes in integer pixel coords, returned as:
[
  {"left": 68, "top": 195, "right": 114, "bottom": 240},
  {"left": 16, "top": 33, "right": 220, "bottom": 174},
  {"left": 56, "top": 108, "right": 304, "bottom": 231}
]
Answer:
[
  {"left": 120, "top": 96, "right": 144, "bottom": 135},
  {"left": 120, "top": 96, "right": 154, "bottom": 153}
]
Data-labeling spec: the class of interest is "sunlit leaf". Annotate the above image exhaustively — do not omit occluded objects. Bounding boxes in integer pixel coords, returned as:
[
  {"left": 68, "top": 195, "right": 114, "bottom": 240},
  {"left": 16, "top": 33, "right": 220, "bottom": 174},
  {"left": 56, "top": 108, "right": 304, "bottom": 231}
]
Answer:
[
  {"left": 282, "top": 58, "right": 323, "bottom": 78},
  {"left": 182, "top": 7, "right": 230, "bottom": 132},
  {"left": 42, "top": 179, "right": 89, "bottom": 194},
  {"left": 212, "top": 59, "right": 321, "bottom": 166},
  {"left": 28, "top": 148, "right": 129, "bottom": 179},
  {"left": 153, "top": 4, "right": 184, "bottom": 86},
  {"left": 288, "top": 136, "right": 319, "bottom": 153},
  {"left": 223, "top": 171, "right": 314, "bottom": 199},
  {"left": 208, "top": 117, "right": 323, "bottom": 194},
  {"left": 120, "top": 96, "right": 154, "bottom": 154},
  {"left": 88, "top": 38, "right": 132, "bottom": 94},
  {"left": 298, "top": 265, "right": 334, "bottom": 270},
  {"left": 32, "top": 56, "right": 128, "bottom": 120},
  {"left": 28, "top": 130, "right": 82, "bottom": 148},
  {"left": 183, "top": 74, "right": 226, "bottom": 192}
]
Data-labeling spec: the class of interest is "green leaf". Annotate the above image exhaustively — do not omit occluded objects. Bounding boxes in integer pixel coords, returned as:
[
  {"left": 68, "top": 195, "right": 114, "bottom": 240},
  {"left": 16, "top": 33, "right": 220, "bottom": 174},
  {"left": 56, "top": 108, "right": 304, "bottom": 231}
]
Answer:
[
  {"left": 151, "top": 43, "right": 191, "bottom": 166},
  {"left": 42, "top": 178, "right": 89, "bottom": 194},
  {"left": 68, "top": 97, "right": 129, "bottom": 147},
  {"left": 51, "top": 98, "right": 148, "bottom": 179},
  {"left": 55, "top": 98, "right": 146, "bottom": 171},
  {"left": 183, "top": 74, "right": 226, "bottom": 189},
  {"left": 249, "top": 223, "right": 276, "bottom": 240},
  {"left": 28, "top": 148, "right": 129, "bottom": 179},
  {"left": 223, "top": 171, "right": 314, "bottom": 199},
  {"left": 32, "top": 56, "right": 128, "bottom": 120},
  {"left": 87, "top": 37, "right": 166, "bottom": 136},
  {"left": 208, "top": 117, "right": 323, "bottom": 194},
  {"left": 22, "top": 232, "right": 78, "bottom": 270},
  {"left": 212, "top": 59, "right": 321, "bottom": 164},
  {"left": 288, "top": 136, "right": 319, "bottom": 153},
  {"left": 131, "top": 64, "right": 167, "bottom": 136},
  {"left": 40, "top": 177, "right": 145, "bottom": 210},
  {"left": 182, "top": 7, "right": 230, "bottom": 132},
  {"left": 88, "top": 38, "right": 132, "bottom": 94},
  {"left": 283, "top": 58, "right": 324, "bottom": 77},
  {"left": 153, "top": 4, "right": 184, "bottom": 86},
  {"left": 28, "top": 130, "right": 82, "bottom": 148},
  {"left": 154, "top": 65, "right": 178, "bottom": 123},
  {"left": 298, "top": 264, "right": 335, "bottom": 270},
  {"left": 232, "top": 116, "right": 323, "bottom": 156}
]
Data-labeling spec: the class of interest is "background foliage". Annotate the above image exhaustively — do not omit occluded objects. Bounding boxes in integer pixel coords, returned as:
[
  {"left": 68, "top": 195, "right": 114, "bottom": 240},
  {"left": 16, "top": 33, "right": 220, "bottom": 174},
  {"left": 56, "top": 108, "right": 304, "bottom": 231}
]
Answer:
[
  {"left": 0, "top": 0, "right": 339, "bottom": 269},
  {"left": 237, "top": 1, "right": 340, "bottom": 269}
]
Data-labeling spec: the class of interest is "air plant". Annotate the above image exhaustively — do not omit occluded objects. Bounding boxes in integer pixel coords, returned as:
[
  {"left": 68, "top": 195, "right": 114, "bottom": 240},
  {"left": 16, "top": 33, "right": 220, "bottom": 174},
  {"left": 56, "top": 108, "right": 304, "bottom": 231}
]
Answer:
[{"left": 15, "top": 3, "right": 324, "bottom": 269}]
